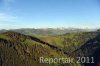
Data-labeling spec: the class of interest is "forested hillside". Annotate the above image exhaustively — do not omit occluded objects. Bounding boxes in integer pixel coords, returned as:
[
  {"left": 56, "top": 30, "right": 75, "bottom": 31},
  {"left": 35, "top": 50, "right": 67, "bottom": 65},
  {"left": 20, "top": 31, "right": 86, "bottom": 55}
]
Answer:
[
  {"left": 0, "top": 30, "right": 100, "bottom": 66},
  {"left": 0, "top": 31, "right": 80, "bottom": 66},
  {"left": 40, "top": 32, "right": 98, "bottom": 53}
]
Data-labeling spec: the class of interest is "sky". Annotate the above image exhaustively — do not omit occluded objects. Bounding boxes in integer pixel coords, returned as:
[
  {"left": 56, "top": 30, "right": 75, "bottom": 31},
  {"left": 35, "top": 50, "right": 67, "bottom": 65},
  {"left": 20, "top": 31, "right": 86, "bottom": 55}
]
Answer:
[{"left": 0, "top": 0, "right": 100, "bottom": 29}]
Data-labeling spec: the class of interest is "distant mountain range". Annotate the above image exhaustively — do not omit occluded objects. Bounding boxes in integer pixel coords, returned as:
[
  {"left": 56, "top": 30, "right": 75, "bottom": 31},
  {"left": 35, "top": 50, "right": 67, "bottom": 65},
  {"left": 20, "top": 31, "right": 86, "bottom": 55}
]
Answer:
[{"left": 0, "top": 28, "right": 98, "bottom": 36}]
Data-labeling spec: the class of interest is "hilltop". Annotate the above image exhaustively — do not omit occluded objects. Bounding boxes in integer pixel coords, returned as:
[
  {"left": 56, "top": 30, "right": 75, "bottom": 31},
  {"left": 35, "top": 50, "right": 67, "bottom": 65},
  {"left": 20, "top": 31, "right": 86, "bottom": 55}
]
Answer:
[{"left": 0, "top": 31, "right": 81, "bottom": 66}]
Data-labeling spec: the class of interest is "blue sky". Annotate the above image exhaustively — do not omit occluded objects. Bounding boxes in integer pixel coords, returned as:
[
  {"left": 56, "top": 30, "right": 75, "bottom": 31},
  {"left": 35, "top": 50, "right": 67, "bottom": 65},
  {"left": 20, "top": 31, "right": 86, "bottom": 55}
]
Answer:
[{"left": 0, "top": 0, "right": 100, "bottom": 29}]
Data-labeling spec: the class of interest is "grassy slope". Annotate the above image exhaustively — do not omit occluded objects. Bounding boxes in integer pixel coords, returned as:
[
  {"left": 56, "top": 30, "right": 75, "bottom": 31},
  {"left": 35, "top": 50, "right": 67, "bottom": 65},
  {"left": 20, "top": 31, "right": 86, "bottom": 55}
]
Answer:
[
  {"left": 0, "top": 31, "right": 82, "bottom": 66},
  {"left": 40, "top": 32, "right": 98, "bottom": 53},
  {"left": 1, "top": 31, "right": 99, "bottom": 66}
]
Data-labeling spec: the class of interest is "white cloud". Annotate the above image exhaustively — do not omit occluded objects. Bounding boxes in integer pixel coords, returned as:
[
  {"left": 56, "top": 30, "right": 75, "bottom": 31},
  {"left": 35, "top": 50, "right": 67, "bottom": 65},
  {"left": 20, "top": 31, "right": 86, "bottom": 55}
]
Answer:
[
  {"left": 0, "top": 13, "right": 17, "bottom": 22},
  {"left": 0, "top": 12, "right": 20, "bottom": 30},
  {"left": 77, "top": 26, "right": 99, "bottom": 29}
]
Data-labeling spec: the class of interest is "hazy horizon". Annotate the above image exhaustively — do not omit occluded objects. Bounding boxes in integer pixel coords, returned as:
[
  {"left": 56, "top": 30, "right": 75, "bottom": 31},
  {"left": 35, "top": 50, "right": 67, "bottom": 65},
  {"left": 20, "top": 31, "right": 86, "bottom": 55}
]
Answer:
[
  {"left": 0, "top": 26, "right": 99, "bottom": 30},
  {"left": 0, "top": 0, "right": 100, "bottom": 29}
]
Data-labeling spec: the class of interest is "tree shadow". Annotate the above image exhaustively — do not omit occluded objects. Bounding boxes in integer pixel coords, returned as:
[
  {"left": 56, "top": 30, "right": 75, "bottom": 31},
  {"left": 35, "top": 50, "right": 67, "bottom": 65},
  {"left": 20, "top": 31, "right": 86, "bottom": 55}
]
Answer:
[{"left": 74, "top": 33, "right": 100, "bottom": 66}]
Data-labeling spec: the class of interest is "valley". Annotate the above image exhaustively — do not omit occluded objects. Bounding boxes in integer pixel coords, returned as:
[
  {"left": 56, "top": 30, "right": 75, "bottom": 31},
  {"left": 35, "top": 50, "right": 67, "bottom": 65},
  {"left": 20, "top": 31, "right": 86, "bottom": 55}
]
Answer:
[{"left": 0, "top": 30, "right": 100, "bottom": 66}]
